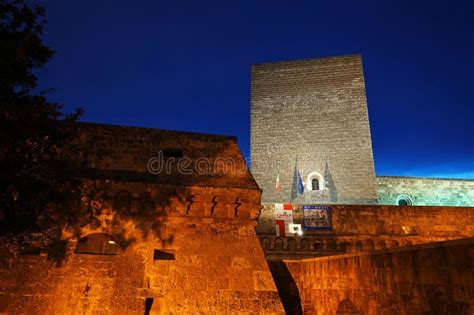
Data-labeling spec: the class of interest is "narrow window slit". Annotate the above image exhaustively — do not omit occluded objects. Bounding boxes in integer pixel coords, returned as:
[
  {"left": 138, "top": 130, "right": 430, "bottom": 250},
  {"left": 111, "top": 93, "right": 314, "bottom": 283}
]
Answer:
[{"left": 153, "top": 249, "right": 175, "bottom": 260}]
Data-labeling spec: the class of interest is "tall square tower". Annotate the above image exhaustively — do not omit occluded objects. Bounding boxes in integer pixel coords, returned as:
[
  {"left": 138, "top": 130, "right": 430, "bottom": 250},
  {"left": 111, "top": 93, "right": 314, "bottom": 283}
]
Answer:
[{"left": 250, "top": 54, "right": 377, "bottom": 204}]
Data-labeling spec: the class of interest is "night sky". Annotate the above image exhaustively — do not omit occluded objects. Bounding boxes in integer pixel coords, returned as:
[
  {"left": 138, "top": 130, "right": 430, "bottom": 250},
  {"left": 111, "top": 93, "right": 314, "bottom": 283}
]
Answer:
[{"left": 37, "top": 0, "right": 473, "bottom": 179}]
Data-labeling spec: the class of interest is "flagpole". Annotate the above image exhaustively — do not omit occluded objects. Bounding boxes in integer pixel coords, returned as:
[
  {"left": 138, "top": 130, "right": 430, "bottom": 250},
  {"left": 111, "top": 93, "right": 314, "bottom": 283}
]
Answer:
[{"left": 275, "top": 161, "right": 281, "bottom": 202}]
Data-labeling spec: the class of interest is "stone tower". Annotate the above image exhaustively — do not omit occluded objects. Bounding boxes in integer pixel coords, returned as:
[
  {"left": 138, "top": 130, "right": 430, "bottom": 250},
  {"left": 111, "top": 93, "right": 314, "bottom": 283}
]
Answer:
[{"left": 250, "top": 54, "right": 377, "bottom": 204}]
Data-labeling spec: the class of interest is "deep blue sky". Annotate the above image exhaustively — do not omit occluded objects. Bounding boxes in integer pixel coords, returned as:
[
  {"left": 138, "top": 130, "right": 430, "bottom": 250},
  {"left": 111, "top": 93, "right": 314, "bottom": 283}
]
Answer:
[{"left": 37, "top": 0, "right": 473, "bottom": 178}]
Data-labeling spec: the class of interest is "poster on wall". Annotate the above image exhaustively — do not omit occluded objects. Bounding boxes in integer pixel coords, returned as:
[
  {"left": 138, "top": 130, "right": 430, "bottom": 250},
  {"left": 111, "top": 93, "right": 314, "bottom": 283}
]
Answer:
[
  {"left": 275, "top": 203, "right": 293, "bottom": 236},
  {"left": 302, "top": 205, "right": 332, "bottom": 231}
]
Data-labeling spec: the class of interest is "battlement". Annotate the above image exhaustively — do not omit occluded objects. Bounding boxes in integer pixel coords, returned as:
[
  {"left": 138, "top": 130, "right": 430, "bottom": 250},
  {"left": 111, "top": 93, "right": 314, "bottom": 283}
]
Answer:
[{"left": 0, "top": 123, "right": 283, "bottom": 314}]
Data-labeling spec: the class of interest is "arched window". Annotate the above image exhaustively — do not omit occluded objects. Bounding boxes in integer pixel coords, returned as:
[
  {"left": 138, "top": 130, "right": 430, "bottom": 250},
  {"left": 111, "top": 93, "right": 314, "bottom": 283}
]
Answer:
[
  {"left": 113, "top": 190, "right": 132, "bottom": 214},
  {"left": 306, "top": 171, "right": 324, "bottom": 191},
  {"left": 286, "top": 238, "right": 296, "bottom": 251},
  {"left": 399, "top": 199, "right": 408, "bottom": 206},
  {"left": 274, "top": 238, "right": 284, "bottom": 251},
  {"left": 396, "top": 194, "right": 413, "bottom": 206},
  {"left": 300, "top": 238, "right": 309, "bottom": 251},
  {"left": 75, "top": 233, "right": 118, "bottom": 255},
  {"left": 138, "top": 192, "right": 155, "bottom": 215},
  {"left": 260, "top": 238, "right": 271, "bottom": 252}
]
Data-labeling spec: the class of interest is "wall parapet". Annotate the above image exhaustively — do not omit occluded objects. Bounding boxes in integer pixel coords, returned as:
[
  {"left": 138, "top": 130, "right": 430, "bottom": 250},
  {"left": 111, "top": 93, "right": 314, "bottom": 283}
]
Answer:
[
  {"left": 257, "top": 203, "right": 474, "bottom": 237},
  {"left": 258, "top": 234, "right": 455, "bottom": 260},
  {"left": 284, "top": 237, "right": 474, "bottom": 314}
]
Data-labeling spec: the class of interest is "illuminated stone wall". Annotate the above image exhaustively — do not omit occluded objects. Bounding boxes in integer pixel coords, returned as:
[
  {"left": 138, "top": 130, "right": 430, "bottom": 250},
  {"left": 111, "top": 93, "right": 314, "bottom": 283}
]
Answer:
[
  {"left": 257, "top": 203, "right": 474, "bottom": 259},
  {"left": 249, "top": 54, "right": 474, "bottom": 208},
  {"left": 0, "top": 124, "right": 284, "bottom": 314},
  {"left": 258, "top": 203, "right": 474, "bottom": 314},
  {"left": 257, "top": 203, "right": 474, "bottom": 237},
  {"left": 283, "top": 237, "right": 474, "bottom": 314},
  {"left": 250, "top": 54, "right": 378, "bottom": 205},
  {"left": 377, "top": 176, "right": 474, "bottom": 206},
  {"left": 0, "top": 185, "right": 282, "bottom": 314}
]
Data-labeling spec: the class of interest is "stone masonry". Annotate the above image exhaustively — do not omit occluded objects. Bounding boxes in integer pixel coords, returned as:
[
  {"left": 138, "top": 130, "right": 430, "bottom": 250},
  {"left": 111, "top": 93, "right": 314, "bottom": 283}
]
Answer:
[
  {"left": 250, "top": 54, "right": 378, "bottom": 204},
  {"left": 284, "top": 237, "right": 474, "bottom": 314},
  {"left": 257, "top": 203, "right": 474, "bottom": 260},
  {"left": 377, "top": 176, "right": 474, "bottom": 206},
  {"left": 1, "top": 54, "right": 473, "bottom": 314},
  {"left": 0, "top": 123, "right": 284, "bottom": 314}
]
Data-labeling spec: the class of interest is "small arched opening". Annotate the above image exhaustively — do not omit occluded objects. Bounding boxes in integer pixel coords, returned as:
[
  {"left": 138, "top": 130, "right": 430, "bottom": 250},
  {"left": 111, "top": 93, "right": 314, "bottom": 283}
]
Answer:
[
  {"left": 287, "top": 238, "right": 297, "bottom": 251},
  {"left": 75, "top": 233, "right": 119, "bottom": 255},
  {"left": 306, "top": 171, "right": 324, "bottom": 191},
  {"left": 300, "top": 238, "right": 309, "bottom": 251},
  {"left": 113, "top": 190, "right": 132, "bottom": 214},
  {"left": 274, "top": 238, "right": 284, "bottom": 251},
  {"left": 138, "top": 192, "right": 155, "bottom": 215},
  {"left": 313, "top": 240, "right": 322, "bottom": 253},
  {"left": 396, "top": 194, "right": 413, "bottom": 206},
  {"left": 260, "top": 238, "right": 271, "bottom": 252}
]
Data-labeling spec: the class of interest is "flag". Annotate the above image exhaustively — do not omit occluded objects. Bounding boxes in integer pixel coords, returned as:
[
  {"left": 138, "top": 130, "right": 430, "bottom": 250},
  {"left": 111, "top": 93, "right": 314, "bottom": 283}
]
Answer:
[
  {"left": 275, "top": 164, "right": 281, "bottom": 193},
  {"left": 275, "top": 203, "right": 293, "bottom": 236},
  {"left": 291, "top": 154, "right": 305, "bottom": 200},
  {"left": 297, "top": 169, "right": 304, "bottom": 195}
]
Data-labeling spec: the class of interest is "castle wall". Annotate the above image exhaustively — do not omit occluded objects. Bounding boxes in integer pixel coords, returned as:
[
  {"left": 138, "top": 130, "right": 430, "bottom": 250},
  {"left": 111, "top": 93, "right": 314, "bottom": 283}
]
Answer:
[
  {"left": 250, "top": 54, "right": 378, "bottom": 204},
  {"left": 377, "top": 176, "right": 474, "bottom": 206},
  {"left": 283, "top": 237, "right": 474, "bottom": 314},
  {"left": 0, "top": 183, "right": 283, "bottom": 315},
  {"left": 257, "top": 203, "right": 474, "bottom": 260},
  {"left": 257, "top": 204, "right": 474, "bottom": 237},
  {"left": 78, "top": 122, "right": 258, "bottom": 190},
  {"left": 0, "top": 124, "right": 284, "bottom": 314}
]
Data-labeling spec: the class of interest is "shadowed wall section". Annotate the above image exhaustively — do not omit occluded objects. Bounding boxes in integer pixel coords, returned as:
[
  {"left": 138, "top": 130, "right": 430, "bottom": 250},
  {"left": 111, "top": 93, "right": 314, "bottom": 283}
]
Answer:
[{"left": 267, "top": 260, "right": 303, "bottom": 315}]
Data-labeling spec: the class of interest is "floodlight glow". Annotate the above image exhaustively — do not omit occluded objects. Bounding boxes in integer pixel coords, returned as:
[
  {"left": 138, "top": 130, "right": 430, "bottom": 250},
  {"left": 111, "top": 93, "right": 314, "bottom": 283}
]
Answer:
[{"left": 289, "top": 223, "right": 303, "bottom": 236}]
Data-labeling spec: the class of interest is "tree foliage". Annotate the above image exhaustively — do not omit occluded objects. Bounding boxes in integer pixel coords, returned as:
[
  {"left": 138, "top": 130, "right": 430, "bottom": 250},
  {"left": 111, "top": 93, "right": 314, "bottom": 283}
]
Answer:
[{"left": 0, "top": 0, "right": 83, "bottom": 241}]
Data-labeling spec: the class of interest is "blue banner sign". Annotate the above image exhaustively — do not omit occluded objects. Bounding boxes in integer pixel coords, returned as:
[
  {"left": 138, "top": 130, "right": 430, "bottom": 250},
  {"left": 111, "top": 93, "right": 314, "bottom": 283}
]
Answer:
[{"left": 302, "top": 205, "right": 332, "bottom": 231}]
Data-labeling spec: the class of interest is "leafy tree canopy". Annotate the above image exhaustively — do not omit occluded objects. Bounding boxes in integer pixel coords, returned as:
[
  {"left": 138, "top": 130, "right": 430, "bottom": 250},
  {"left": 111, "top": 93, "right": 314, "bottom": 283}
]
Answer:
[{"left": 0, "top": 0, "right": 83, "bottom": 245}]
